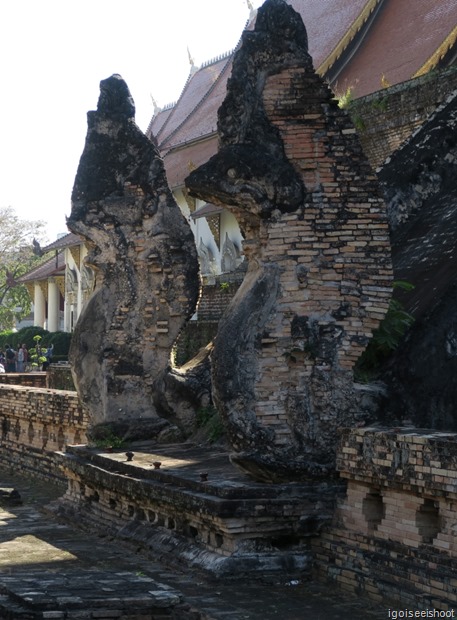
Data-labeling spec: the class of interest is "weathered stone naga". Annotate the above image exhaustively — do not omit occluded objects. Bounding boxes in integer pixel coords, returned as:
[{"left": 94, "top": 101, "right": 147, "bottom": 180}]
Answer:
[
  {"left": 68, "top": 75, "right": 200, "bottom": 431},
  {"left": 186, "top": 0, "right": 393, "bottom": 481}
]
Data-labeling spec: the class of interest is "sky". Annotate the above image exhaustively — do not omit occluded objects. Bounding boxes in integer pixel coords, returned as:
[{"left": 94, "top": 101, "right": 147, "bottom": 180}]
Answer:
[{"left": 0, "top": 0, "right": 264, "bottom": 243}]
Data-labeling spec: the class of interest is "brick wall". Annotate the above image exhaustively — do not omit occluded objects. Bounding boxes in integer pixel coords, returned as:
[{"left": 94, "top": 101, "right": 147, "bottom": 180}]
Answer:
[
  {"left": 0, "top": 385, "right": 89, "bottom": 481},
  {"left": 176, "top": 68, "right": 457, "bottom": 371},
  {"left": 239, "top": 63, "right": 392, "bottom": 444},
  {"left": 315, "top": 427, "right": 457, "bottom": 609},
  {"left": 351, "top": 66, "right": 457, "bottom": 169},
  {"left": 0, "top": 373, "right": 47, "bottom": 388},
  {"left": 51, "top": 444, "right": 341, "bottom": 575}
]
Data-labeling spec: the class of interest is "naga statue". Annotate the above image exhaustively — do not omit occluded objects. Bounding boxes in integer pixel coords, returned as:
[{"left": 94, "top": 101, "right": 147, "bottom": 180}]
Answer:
[
  {"left": 68, "top": 75, "right": 200, "bottom": 433},
  {"left": 186, "top": 0, "right": 392, "bottom": 481}
]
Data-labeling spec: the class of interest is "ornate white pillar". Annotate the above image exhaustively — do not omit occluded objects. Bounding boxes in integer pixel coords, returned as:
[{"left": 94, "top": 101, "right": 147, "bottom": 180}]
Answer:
[
  {"left": 47, "top": 278, "right": 60, "bottom": 332},
  {"left": 33, "top": 283, "right": 46, "bottom": 328}
]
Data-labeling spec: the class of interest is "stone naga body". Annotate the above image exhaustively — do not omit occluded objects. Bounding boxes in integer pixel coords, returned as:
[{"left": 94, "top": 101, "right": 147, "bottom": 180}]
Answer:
[
  {"left": 68, "top": 75, "right": 199, "bottom": 431},
  {"left": 186, "top": 0, "right": 392, "bottom": 481}
]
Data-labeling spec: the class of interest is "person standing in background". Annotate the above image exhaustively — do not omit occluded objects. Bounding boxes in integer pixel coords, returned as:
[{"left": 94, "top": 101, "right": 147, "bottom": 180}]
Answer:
[
  {"left": 16, "top": 344, "right": 26, "bottom": 372},
  {"left": 5, "top": 345, "right": 16, "bottom": 372}
]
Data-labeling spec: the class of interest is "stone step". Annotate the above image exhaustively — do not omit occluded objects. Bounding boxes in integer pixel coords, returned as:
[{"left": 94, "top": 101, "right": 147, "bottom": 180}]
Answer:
[{"left": 0, "top": 570, "right": 188, "bottom": 619}]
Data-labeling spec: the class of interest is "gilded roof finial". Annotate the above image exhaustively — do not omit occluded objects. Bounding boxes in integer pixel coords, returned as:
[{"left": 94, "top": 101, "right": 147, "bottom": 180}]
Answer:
[
  {"left": 187, "top": 46, "right": 198, "bottom": 76},
  {"left": 246, "top": 0, "right": 256, "bottom": 19},
  {"left": 150, "top": 94, "right": 160, "bottom": 115}
]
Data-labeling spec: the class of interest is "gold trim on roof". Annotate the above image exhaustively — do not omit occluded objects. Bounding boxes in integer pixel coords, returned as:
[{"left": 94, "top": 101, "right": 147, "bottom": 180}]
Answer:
[
  {"left": 413, "top": 25, "right": 457, "bottom": 78},
  {"left": 317, "top": 0, "right": 382, "bottom": 76},
  {"left": 55, "top": 275, "right": 65, "bottom": 298},
  {"left": 70, "top": 245, "right": 81, "bottom": 269},
  {"left": 38, "top": 280, "right": 48, "bottom": 302},
  {"left": 24, "top": 283, "right": 34, "bottom": 300}
]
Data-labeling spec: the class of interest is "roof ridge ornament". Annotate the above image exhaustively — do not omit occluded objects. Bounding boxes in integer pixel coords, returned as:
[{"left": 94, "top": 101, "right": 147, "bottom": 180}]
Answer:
[
  {"left": 200, "top": 49, "right": 234, "bottom": 69},
  {"left": 150, "top": 94, "right": 161, "bottom": 115},
  {"left": 245, "top": 0, "right": 256, "bottom": 20},
  {"left": 187, "top": 46, "right": 198, "bottom": 75}
]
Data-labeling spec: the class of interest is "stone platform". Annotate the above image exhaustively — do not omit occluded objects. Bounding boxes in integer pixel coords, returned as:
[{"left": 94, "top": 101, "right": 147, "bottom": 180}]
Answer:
[
  {"left": 0, "top": 570, "right": 182, "bottom": 619},
  {"left": 0, "top": 466, "right": 388, "bottom": 619},
  {"left": 52, "top": 443, "right": 345, "bottom": 576}
]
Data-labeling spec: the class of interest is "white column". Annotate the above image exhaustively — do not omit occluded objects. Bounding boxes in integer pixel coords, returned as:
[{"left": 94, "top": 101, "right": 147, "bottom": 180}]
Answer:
[
  {"left": 34, "top": 283, "right": 46, "bottom": 328},
  {"left": 47, "top": 278, "right": 60, "bottom": 332},
  {"left": 63, "top": 298, "right": 70, "bottom": 332}
]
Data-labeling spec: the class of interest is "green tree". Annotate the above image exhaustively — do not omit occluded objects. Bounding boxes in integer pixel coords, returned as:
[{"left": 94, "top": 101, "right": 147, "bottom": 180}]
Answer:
[{"left": 0, "top": 206, "right": 46, "bottom": 331}]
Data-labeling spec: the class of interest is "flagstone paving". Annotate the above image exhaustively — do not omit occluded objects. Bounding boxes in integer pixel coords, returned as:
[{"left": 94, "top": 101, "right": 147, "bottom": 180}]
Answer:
[{"left": 0, "top": 467, "right": 389, "bottom": 619}]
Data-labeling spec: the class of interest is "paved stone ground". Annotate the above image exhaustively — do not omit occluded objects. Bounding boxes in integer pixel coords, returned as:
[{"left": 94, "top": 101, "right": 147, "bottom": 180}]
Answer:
[{"left": 0, "top": 467, "right": 390, "bottom": 619}]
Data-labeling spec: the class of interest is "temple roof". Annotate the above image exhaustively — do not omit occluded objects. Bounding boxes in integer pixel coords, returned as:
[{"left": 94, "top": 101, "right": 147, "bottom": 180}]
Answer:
[
  {"left": 288, "top": 0, "right": 376, "bottom": 74},
  {"left": 333, "top": 0, "right": 457, "bottom": 98},
  {"left": 19, "top": 252, "right": 65, "bottom": 283},
  {"left": 146, "top": 0, "right": 457, "bottom": 189},
  {"left": 42, "top": 232, "right": 81, "bottom": 253},
  {"left": 148, "top": 53, "right": 233, "bottom": 153}
]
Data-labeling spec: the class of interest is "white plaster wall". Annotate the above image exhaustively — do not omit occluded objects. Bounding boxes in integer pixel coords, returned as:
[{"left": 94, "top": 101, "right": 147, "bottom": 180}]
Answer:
[
  {"left": 173, "top": 190, "right": 244, "bottom": 276},
  {"left": 63, "top": 242, "right": 89, "bottom": 332}
]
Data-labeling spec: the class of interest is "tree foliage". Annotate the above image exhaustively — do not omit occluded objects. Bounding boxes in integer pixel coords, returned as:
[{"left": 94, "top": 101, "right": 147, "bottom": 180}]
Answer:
[
  {"left": 355, "top": 281, "right": 415, "bottom": 380},
  {"left": 0, "top": 206, "right": 47, "bottom": 331},
  {"left": 0, "top": 326, "right": 71, "bottom": 361}
]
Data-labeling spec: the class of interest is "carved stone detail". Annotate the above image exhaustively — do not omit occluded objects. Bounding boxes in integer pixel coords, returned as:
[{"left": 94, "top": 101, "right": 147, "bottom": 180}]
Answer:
[
  {"left": 80, "top": 265, "right": 95, "bottom": 301},
  {"left": 65, "top": 268, "right": 78, "bottom": 304},
  {"left": 221, "top": 233, "right": 239, "bottom": 273},
  {"left": 197, "top": 238, "right": 214, "bottom": 276},
  {"left": 67, "top": 74, "right": 199, "bottom": 428},
  {"left": 207, "top": 214, "right": 221, "bottom": 248}
]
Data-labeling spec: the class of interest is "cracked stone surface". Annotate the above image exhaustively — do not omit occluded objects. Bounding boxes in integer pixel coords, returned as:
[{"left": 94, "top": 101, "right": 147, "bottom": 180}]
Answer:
[
  {"left": 186, "top": 0, "right": 392, "bottom": 482},
  {"left": 379, "top": 89, "right": 457, "bottom": 430},
  {"left": 67, "top": 74, "right": 200, "bottom": 432}
]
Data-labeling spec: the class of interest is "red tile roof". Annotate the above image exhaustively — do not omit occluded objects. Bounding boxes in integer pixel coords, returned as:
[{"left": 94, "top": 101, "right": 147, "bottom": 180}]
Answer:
[
  {"left": 334, "top": 0, "right": 457, "bottom": 98},
  {"left": 146, "top": 103, "right": 176, "bottom": 144},
  {"left": 163, "top": 137, "right": 219, "bottom": 189},
  {"left": 288, "top": 0, "right": 375, "bottom": 72},
  {"left": 19, "top": 252, "right": 66, "bottom": 283},
  {"left": 146, "top": 0, "right": 457, "bottom": 188},
  {"left": 42, "top": 232, "right": 81, "bottom": 253},
  {"left": 153, "top": 53, "right": 233, "bottom": 154}
]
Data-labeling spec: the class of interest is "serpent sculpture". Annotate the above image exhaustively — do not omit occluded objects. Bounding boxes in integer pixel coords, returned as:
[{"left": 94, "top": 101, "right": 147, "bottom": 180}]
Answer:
[
  {"left": 186, "top": 0, "right": 392, "bottom": 481},
  {"left": 68, "top": 75, "right": 200, "bottom": 431}
]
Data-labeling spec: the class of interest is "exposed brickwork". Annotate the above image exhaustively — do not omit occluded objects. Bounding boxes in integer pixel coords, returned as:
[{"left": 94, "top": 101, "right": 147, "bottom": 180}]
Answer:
[
  {"left": 186, "top": 0, "right": 392, "bottom": 480},
  {"left": 351, "top": 66, "right": 457, "bottom": 169},
  {"left": 67, "top": 74, "right": 199, "bottom": 429},
  {"left": 0, "top": 372, "right": 47, "bottom": 388},
  {"left": 53, "top": 444, "right": 343, "bottom": 575},
  {"left": 261, "top": 67, "right": 392, "bottom": 374},
  {"left": 174, "top": 273, "right": 245, "bottom": 364},
  {"left": 196, "top": 273, "right": 245, "bottom": 322},
  {"left": 315, "top": 427, "right": 457, "bottom": 608},
  {"left": 46, "top": 363, "right": 76, "bottom": 390},
  {"left": 178, "top": 68, "right": 457, "bottom": 368},
  {"left": 0, "top": 385, "right": 89, "bottom": 480}
]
